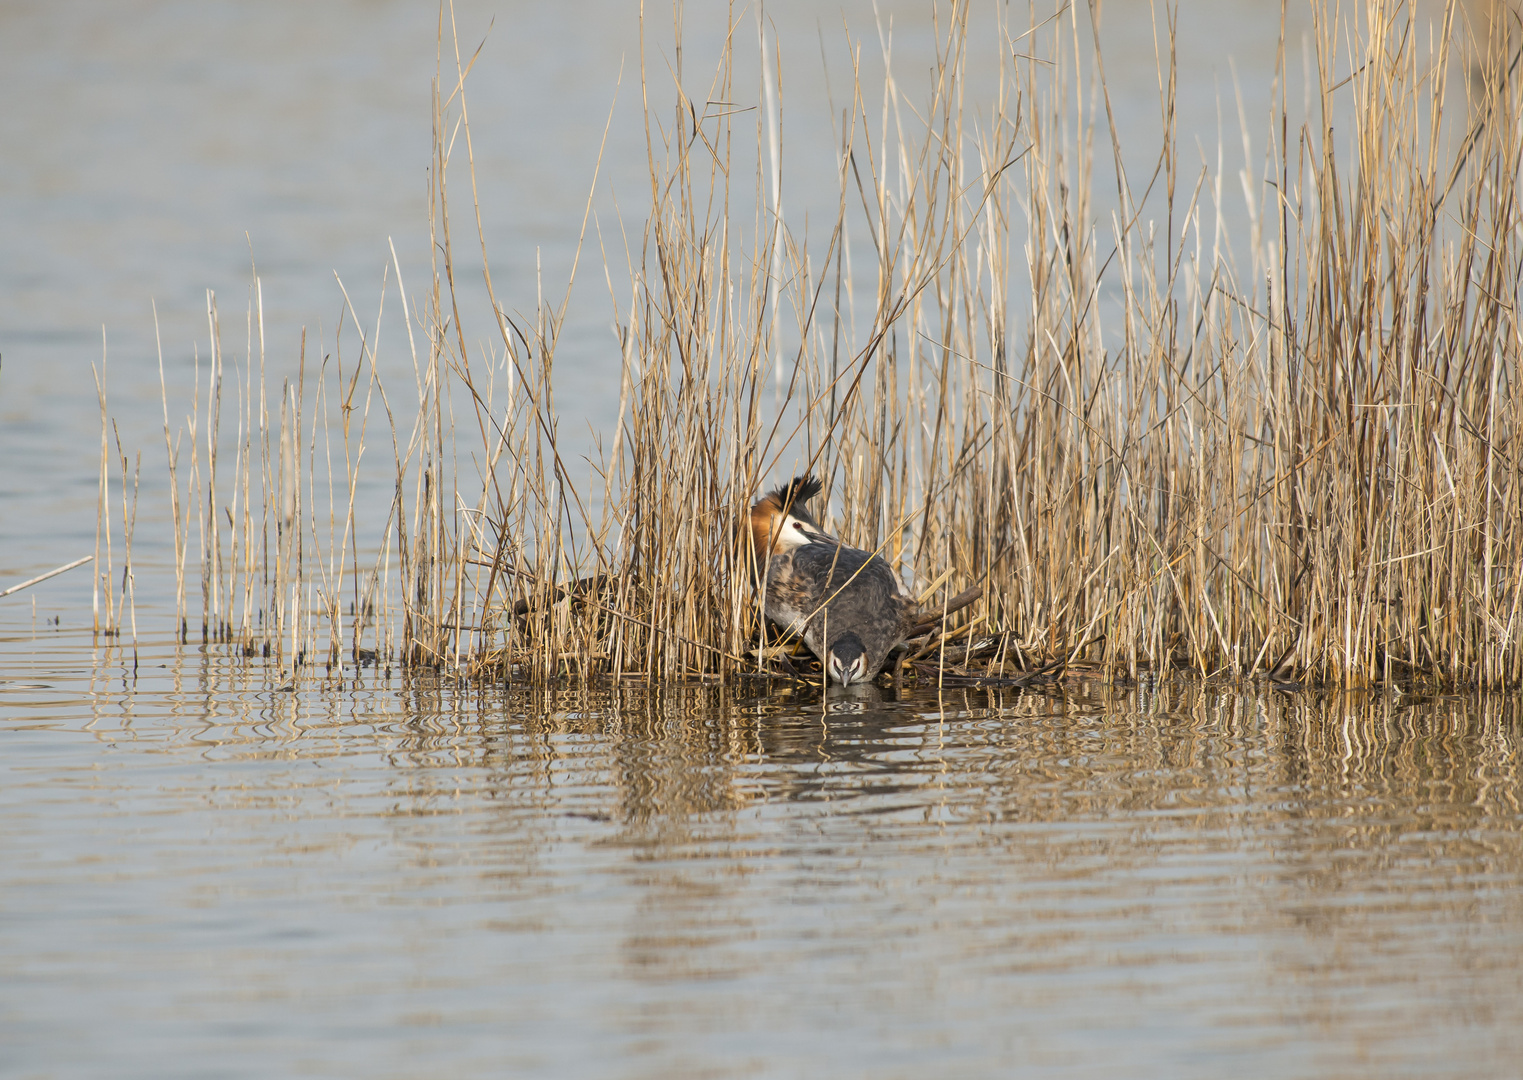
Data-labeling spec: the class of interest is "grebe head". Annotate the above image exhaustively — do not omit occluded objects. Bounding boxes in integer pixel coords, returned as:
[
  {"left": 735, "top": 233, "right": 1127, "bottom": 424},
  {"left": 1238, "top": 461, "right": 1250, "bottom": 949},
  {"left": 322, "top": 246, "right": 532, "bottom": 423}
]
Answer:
[
  {"left": 826, "top": 632, "right": 869, "bottom": 685},
  {"left": 750, "top": 474, "right": 834, "bottom": 559}
]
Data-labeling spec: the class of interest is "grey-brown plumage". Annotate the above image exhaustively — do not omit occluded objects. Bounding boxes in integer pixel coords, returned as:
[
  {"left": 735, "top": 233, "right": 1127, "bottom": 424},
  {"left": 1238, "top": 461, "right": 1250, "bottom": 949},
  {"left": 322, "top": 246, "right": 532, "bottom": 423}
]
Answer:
[{"left": 749, "top": 475, "right": 916, "bottom": 685}]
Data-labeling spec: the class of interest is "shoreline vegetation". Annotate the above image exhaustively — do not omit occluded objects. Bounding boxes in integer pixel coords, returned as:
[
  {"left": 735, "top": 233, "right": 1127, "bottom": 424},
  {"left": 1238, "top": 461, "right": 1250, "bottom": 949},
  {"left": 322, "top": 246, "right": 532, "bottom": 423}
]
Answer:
[{"left": 89, "top": 1, "right": 1523, "bottom": 691}]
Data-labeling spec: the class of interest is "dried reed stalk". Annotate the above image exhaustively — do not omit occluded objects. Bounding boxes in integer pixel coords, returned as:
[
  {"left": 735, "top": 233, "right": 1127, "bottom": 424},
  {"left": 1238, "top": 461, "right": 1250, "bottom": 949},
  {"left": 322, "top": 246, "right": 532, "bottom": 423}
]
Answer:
[{"left": 114, "top": 0, "right": 1523, "bottom": 690}]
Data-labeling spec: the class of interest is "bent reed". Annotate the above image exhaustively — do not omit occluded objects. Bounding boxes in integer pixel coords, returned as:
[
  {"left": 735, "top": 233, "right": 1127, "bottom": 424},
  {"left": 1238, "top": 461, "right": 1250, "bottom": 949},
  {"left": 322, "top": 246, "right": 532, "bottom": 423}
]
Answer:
[{"left": 99, "top": 1, "right": 1523, "bottom": 690}]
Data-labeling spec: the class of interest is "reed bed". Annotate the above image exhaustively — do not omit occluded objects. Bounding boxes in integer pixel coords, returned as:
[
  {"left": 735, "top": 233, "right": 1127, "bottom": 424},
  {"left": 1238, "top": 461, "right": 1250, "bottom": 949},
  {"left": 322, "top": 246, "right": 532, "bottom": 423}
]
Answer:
[{"left": 99, "top": 0, "right": 1523, "bottom": 690}]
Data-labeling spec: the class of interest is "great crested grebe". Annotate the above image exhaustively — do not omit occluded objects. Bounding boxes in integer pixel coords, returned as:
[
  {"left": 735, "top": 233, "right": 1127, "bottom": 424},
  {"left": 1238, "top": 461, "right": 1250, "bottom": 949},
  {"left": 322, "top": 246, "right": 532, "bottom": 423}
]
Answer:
[{"left": 748, "top": 474, "right": 916, "bottom": 685}]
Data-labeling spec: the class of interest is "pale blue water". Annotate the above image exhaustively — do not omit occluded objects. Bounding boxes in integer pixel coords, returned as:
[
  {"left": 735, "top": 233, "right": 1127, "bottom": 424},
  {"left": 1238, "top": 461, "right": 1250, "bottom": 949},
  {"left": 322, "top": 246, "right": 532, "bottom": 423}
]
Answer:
[
  {"left": 4, "top": 2, "right": 1522, "bottom": 1077},
  {"left": 4, "top": 621, "right": 1523, "bottom": 1078}
]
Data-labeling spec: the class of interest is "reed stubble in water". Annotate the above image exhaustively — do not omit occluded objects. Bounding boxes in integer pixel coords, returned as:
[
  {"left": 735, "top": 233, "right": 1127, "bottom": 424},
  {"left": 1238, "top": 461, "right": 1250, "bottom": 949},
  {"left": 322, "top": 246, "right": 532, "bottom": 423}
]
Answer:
[{"left": 95, "top": 0, "right": 1523, "bottom": 690}]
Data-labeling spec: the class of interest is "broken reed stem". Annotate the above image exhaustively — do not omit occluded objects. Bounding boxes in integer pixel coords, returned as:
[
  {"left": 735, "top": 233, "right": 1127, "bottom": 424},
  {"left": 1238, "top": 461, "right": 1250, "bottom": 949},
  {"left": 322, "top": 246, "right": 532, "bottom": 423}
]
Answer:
[
  {"left": 154, "top": 303, "right": 188, "bottom": 637},
  {"left": 204, "top": 290, "right": 223, "bottom": 643},
  {"left": 113, "top": 422, "right": 140, "bottom": 653},
  {"left": 0, "top": 557, "right": 94, "bottom": 601},
  {"left": 91, "top": 350, "right": 109, "bottom": 637}
]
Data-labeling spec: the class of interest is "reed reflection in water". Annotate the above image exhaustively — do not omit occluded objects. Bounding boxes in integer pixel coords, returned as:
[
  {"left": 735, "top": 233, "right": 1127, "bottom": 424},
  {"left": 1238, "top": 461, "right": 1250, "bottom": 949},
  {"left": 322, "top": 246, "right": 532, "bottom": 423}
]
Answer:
[{"left": 1, "top": 630, "right": 1520, "bottom": 1077}]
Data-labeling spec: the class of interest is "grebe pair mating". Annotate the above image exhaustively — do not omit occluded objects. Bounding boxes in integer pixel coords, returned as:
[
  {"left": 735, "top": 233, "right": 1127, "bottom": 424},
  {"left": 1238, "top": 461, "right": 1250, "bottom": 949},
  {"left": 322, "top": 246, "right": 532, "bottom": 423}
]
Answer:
[{"left": 748, "top": 475, "right": 916, "bottom": 686}]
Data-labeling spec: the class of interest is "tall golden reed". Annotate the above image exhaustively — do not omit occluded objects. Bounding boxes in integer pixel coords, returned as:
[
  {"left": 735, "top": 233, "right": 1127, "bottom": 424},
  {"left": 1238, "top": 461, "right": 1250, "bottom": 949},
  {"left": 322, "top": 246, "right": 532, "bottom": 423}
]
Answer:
[{"left": 109, "top": 0, "right": 1523, "bottom": 690}]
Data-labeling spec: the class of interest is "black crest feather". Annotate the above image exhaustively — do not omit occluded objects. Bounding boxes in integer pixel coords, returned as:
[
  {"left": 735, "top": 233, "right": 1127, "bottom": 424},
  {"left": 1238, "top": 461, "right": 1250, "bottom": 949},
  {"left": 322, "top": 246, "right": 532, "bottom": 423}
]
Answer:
[{"left": 771, "top": 474, "right": 821, "bottom": 516}]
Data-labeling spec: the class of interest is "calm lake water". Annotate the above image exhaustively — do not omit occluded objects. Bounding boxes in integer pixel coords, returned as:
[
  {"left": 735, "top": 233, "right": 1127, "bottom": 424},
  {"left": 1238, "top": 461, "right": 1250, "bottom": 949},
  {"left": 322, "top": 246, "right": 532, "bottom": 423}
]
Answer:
[
  {"left": 5, "top": 626, "right": 1523, "bottom": 1078},
  {"left": 4, "top": 1, "right": 1523, "bottom": 1077}
]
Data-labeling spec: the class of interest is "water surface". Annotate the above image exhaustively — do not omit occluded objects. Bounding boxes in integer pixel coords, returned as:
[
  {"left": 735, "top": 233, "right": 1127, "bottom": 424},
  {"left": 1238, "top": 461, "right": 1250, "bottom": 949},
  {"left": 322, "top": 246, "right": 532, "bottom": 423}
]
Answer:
[{"left": 4, "top": 621, "right": 1522, "bottom": 1078}]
